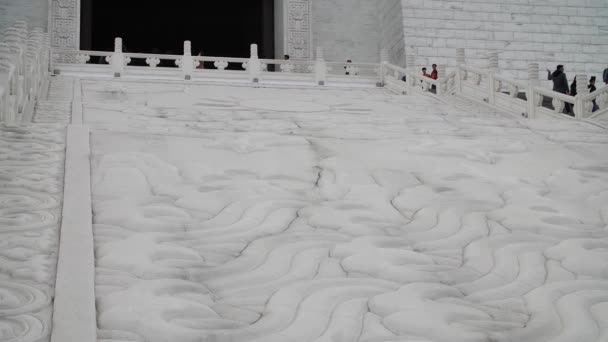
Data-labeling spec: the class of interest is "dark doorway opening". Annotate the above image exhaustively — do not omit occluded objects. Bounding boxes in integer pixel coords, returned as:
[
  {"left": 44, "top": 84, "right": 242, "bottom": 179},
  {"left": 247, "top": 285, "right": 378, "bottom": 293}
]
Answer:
[{"left": 81, "top": 0, "right": 275, "bottom": 60}]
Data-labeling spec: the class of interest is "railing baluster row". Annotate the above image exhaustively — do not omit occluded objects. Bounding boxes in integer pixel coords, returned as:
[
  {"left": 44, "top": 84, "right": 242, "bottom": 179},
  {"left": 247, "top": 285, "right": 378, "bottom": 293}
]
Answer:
[{"left": 51, "top": 38, "right": 608, "bottom": 121}]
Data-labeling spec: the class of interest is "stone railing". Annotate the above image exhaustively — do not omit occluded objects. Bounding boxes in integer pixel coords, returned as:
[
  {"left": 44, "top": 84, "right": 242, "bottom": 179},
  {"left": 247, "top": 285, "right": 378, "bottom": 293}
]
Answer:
[
  {"left": 0, "top": 21, "right": 50, "bottom": 125},
  {"left": 381, "top": 49, "right": 607, "bottom": 121},
  {"left": 56, "top": 39, "right": 383, "bottom": 86}
]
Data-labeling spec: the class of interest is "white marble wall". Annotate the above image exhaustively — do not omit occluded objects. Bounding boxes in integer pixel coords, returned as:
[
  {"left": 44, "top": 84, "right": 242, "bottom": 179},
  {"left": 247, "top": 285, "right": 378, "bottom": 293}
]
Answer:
[
  {"left": 312, "top": 0, "right": 382, "bottom": 63},
  {"left": 400, "top": 0, "right": 608, "bottom": 80},
  {"left": 379, "top": 0, "right": 406, "bottom": 66},
  {"left": 0, "top": 0, "right": 48, "bottom": 31}
]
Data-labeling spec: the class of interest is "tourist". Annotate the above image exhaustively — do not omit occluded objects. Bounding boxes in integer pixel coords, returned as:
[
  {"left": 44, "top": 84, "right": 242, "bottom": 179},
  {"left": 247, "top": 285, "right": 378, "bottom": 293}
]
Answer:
[
  {"left": 422, "top": 67, "right": 431, "bottom": 78},
  {"left": 603, "top": 66, "right": 608, "bottom": 85},
  {"left": 430, "top": 64, "right": 438, "bottom": 80},
  {"left": 570, "top": 76, "right": 577, "bottom": 98},
  {"left": 345, "top": 59, "right": 357, "bottom": 75},
  {"left": 547, "top": 65, "right": 571, "bottom": 114},
  {"left": 589, "top": 76, "right": 599, "bottom": 112},
  {"left": 430, "top": 64, "right": 438, "bottom": 91}
]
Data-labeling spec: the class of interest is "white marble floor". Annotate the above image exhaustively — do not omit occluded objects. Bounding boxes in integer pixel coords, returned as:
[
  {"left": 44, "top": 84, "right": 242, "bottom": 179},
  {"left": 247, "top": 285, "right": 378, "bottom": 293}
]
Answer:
[{"left": 85, "top": 81, "right": 608, "bottom": 342}]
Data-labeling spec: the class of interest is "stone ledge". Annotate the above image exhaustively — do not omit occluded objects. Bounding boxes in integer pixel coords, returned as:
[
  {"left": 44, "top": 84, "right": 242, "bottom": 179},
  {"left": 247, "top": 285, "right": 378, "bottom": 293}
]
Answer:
[{"left": 51, "top": 125, "right": 96, "bottom": 342}]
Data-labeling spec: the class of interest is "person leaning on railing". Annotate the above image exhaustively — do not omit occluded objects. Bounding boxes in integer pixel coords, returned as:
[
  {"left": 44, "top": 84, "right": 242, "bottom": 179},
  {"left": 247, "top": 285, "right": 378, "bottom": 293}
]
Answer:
[
  {"left": 589, "top": 76, "right": 599, "bottom": 112},
  {"left": 547, "top": 64, "right": 572, "bottom": 115}
]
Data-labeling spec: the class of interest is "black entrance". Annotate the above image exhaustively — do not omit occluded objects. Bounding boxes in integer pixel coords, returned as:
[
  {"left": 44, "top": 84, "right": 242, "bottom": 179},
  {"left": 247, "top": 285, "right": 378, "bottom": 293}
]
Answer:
[{"left": 81, "top": 0, "right": 275, "bottom": 59}]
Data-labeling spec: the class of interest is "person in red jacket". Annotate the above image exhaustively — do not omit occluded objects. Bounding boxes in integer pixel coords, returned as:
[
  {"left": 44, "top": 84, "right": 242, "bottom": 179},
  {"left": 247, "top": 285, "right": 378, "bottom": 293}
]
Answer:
[{"left": 430, "top": 64, "right": 438, "bottom": 80}]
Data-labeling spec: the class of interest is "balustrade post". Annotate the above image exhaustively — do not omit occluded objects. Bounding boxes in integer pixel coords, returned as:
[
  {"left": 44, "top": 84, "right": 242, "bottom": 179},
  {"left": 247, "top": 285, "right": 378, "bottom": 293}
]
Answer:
[
  {"left": 487, "top": 51, "right": 499, "bottom": 105},
  {"left": 406, "top": 54, "right": 416, "bottom": 93},
  {"left": 378, "top": 49, "right": 389, "bottom": 87},
  {"left": 526, "top": 63, "right": 540, "bottom": 119},
  {"left": 248, "top": 44, "right": 261, "bottom": 83},
  {"left": 437, "top": 65, "right": 446, "bottom": 96},
  {"left": 181, "top": 41, "right": 194, "bottom": 80},
  {"left": 314, "top": 47, "right": 327, "bottom": 86},
  {"left": 456, "top": 48, "right": 465, "bottom": 93},
  {"left": 110, "top": 38, "right": 125, "bottom": 77},
  {"left": 574, "top": 74, "right": 589, "bottom": 119}
]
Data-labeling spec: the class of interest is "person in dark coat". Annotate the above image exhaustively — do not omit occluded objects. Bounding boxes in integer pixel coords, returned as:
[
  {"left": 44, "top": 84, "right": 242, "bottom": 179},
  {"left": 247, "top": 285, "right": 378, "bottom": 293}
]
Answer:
[
  {"left": 547, "top": 65, "right": 571, "bottom": 114},
  {"left": 589, "top": 76, "right": 599, "bottom": 112},
  {"left": 570, "top": 76, "right": 577, "bottom": 98}
]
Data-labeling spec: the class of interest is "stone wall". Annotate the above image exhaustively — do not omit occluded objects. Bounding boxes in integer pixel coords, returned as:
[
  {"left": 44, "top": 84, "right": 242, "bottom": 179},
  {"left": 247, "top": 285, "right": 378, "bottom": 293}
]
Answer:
[
  {"left": 378, "top": 0, "right": 406, "bottom": 66},
  {"left": 0, "top": 0, "right": 48, "bottom": 31},
  {"left": 400, "top": 0, "right": 608, "bottom": 80},
  {"left": 312, "top": 0, "right": 382, "bottom": 63}
]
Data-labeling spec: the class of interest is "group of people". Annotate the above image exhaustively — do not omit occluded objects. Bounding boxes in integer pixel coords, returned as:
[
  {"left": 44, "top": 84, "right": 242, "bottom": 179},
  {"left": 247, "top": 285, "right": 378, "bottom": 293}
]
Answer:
[
  {"left": 547, "top": 65, "right": 607, "bottom": 115},
  {"left": 422, "top": 64, "right": 439, "bottom": 80}
]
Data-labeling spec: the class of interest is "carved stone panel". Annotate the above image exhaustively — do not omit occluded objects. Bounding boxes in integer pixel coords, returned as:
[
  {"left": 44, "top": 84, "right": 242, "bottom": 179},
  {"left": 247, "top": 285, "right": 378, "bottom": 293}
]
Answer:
[
  {"left": 285, "top": 0, "right": 312, "bottom": 59},
  {"left": 50, "top": 0, "right": 80, "bottom": 62}
]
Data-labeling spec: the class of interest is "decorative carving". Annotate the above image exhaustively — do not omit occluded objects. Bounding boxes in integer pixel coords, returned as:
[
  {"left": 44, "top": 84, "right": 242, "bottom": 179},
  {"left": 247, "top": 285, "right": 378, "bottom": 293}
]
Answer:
[
  {"left": 214, "top": 60, "right": 228, "bottom": 70},
  {"left": 75, "top": 54, "right": 90, "bottom": 64},
  {"left": 146, "top": 57, "right": 160, "bottom": 68},
  {"left": 280, "top": 63, "right": 295, "bottom": 72},
  {"left": 50, "top": 0, "right": 78, "bottom": 62},
  {"left": 286, "top": 0, "right": 312, "bottom": 60}
]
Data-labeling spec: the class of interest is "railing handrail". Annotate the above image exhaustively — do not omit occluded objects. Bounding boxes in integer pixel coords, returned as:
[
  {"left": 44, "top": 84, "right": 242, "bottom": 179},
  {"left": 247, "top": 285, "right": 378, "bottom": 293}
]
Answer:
[
  {"left": 494, "top": 74, "right": 527, "bottom": 88},
  {"left": 582, "top": 83, "right": 608, "bottom": 101},
  {"left": 409, "top": 72, "right": 439, "bottom": 85},
  {"left": 460, "top": 65, "right": 486, "bottom": 75},
  {"left": 385, "top": 63, "right": 407, "bottom": 74},
  {"left": 532, "top": 85, "right": 575, "bottom": 104}
]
